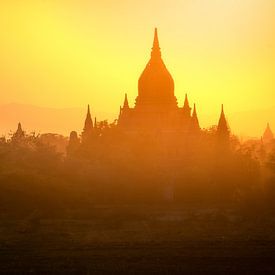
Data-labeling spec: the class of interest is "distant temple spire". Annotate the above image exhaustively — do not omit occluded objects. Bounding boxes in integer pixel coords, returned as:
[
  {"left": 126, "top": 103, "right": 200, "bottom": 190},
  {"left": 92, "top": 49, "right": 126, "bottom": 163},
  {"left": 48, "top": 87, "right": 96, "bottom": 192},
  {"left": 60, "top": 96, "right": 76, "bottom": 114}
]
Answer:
[
  {"left": 82, "top": 105, "right": 94, "bottom": 142},
  {"left": 118, "top": 92, "right": 132, "bottom": 128},
  {"left": 182, "top": 94, "right": 191, "bottom": 118},
  {"left": 16, "top": 122, "right": 23, "bottom": 135},
  {"left": 217, "top": 105, "right": 228, "bottom": 130},
  {"left": 12, "top": 122, "right": 25, "bottom": 141},
  {"left": 123, "top": 93, "right": 129, "bottom": 109},
  {"left": 217, "top": 104, "right": 230, "bottom": 141},
  {"left": 191, "top": 104, "right": 200, "bottom": 131},
  {"left": 83, "top": 105, "right": 93, "bottom": 131},
  {"left": 263, "top": 123, "right": 274, "bottom": 144}
]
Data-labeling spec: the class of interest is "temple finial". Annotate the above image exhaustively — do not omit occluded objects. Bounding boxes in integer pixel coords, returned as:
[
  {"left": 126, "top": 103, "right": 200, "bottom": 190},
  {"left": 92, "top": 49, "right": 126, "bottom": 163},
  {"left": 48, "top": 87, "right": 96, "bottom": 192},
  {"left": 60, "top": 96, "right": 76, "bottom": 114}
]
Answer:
[
  {"left": 153, "top": 28, "right": 159, "bottom": 49},
  {"left": 123, "top": 93, "right": 129, "bottom": 108},
  {"left": 151, "top": 28, "right": 161, "bottom": 58}
]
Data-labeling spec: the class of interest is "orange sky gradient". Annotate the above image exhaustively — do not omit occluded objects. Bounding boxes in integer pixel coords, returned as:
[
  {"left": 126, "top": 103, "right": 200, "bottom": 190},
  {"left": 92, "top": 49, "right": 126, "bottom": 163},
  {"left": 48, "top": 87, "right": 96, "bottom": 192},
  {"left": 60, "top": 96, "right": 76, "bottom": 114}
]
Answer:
[{"left": 0, "top": 1, "right": 274, "bottom": 137}]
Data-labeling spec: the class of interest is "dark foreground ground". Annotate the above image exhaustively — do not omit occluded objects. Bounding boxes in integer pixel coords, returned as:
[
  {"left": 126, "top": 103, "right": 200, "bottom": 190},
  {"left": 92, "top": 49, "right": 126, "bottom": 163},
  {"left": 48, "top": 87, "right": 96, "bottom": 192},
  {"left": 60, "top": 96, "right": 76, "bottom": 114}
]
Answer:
[{"left": 1, "top": 205, "right": 275, "bottom": 274}]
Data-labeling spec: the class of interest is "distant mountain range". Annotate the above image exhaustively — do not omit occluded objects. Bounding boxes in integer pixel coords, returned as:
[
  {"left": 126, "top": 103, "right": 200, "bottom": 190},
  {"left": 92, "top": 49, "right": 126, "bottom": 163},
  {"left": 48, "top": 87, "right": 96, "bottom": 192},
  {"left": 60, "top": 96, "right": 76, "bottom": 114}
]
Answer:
[{"left": 0, "top": 103, "right": 273, "bottom": 139}]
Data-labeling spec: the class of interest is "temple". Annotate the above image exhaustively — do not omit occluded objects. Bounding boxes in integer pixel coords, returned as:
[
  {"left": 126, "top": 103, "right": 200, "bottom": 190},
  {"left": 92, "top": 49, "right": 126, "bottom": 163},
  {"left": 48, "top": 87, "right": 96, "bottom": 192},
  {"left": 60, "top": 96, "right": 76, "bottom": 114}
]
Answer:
[
  {"left": 263, "top": 123, "right": 274, "bottom": 144},
  {"left": 12, "top": 122, "right": 25, "bottom": 141},
  {"left": 69, "top": 29, "right": 231, "bottom": 152},
  {"left": 118, "top": 28, "right": 198, "bottom": 134}
]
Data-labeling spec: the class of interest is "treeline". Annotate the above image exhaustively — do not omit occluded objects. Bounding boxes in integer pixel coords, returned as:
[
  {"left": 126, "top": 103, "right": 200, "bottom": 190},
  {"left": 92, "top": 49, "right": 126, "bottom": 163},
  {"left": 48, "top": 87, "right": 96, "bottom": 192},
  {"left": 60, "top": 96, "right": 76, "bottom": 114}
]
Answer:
[{"left": 0, "top": 126, "right": 275, "bottom": 218}]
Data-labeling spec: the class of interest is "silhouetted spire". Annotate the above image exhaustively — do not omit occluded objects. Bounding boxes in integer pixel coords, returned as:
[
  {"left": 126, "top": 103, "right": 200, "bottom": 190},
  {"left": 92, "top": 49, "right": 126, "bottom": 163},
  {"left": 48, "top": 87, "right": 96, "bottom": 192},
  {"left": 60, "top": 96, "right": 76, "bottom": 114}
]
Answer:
[
  {"left": 83, "top": 105, "right": 93, "bottom": 131},
  {"left": 16, "top": 122, "right": 24, "bottom": 134},
  {"left": 263, "top": 123, "right": 274, "bottom": 143},
  {"left": 123, "top": 93, "right": 129, "bottom": 109},
  {"left": 217, "top": 104, "right": 230, "bottom": 138},
  {"left": 118, "top": 93, "right": 131, "bottom": 127},
  {"left": 215, "top": 105, "right": 230, "bottom": 151},
  {"left": 153, "top": 28, "right": 159, "bottom": 48},
  {"left": 12, "top": 122, "right": 25, "bottom": 141},
  {"left": 182, "top": 94, "right": 191, "bottom": 118},
  {"left": 191, "top": 104, "right": 200, "bottom": 131},
  {"left": 94, "top": 117, "right": 97, "bottom": 128},
  {"left": 82, "top": 105, "right": 94, "bottom": 143},
  {"left": 151, "top": 28, "right": 161, "bottom": 59},
  {"left": 17, "top": 122, "right": 23, "bottom": 134},
  {"left": 183, "top": 94, "right": 190, "bottom": 108}
]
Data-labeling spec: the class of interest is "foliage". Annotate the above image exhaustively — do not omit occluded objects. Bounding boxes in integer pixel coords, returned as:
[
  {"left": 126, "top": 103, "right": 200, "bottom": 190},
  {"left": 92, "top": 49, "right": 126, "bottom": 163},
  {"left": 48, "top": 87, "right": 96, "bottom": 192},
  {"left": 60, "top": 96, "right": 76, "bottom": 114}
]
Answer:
[{"left": 0, "top": 123, "right": 271, "bottom": 218}]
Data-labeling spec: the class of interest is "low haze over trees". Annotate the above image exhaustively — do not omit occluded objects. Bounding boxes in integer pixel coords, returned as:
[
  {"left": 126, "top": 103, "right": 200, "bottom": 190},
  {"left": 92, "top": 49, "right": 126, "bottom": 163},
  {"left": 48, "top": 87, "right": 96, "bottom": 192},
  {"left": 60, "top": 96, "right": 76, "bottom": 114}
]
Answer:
[{"left": 1, "top": 121, "right": 275, "bottom": 219}]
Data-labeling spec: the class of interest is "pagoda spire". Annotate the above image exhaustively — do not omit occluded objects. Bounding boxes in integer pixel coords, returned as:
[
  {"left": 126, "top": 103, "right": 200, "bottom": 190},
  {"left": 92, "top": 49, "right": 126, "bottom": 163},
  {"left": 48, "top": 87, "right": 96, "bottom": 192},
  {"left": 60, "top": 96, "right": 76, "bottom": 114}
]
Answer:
[
  {"left": 12, "top": 122, "right": 25, "bottom": 141},
  {"left": 217, "top": 104, "right": 230, "bottom": 139},
  {"left": 191, "top": 104, "right": 200, "bottom": 131},
  {"left": 218, "top": 105, "right": 226, "bottom": 125},
  {"left": 182, "top": 93, "right": 191, "bottom": 117},
  {"left": 83, "top": 105, "right": 93, "bottom": 132},
  {"left": 15, "top": 122, "right": 24, "bottom": 137},
  {"left": 151, "top": 28, "right": 161, "bottom": 59},
  {"left": 183, "top": 94, "right": 190, "bottom": 109},
  {"left": 123, "top": 93, "right": 129, "bottom": 109},
  {"left": 263, "top": 122, "right": 274, "bottom": 143},
  {"left": 17, "top": 122, "right": 23, "bottom": 134},
  {"left": 118, "top": 92, "right": 131, "bottom": 127}
]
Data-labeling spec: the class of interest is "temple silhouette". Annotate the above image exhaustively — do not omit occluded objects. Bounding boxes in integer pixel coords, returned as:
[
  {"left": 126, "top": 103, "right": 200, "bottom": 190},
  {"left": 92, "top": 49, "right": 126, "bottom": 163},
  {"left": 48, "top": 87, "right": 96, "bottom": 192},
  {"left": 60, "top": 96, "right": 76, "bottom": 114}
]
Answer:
[
  {"left": 263, "top": 123, "right": 274, "bottom": 144},
  {"left": 69, "top": 28, "right": 230, "bottom": 151},
  {"left": 6, "top": 29, "right": 275, "bottom": 205}
]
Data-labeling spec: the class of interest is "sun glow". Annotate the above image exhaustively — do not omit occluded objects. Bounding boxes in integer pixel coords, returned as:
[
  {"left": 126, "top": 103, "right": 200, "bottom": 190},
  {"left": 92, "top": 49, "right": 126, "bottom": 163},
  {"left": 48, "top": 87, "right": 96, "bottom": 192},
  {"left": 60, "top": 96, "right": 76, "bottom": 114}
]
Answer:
[{"left": 0, "top": 1, "right": 274, "bottom": 136}]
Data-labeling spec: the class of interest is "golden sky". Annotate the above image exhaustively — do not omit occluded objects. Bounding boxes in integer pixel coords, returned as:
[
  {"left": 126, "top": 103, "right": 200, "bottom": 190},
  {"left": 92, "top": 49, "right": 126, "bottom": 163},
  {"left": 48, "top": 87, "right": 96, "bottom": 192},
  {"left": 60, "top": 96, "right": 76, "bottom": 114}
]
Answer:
[{"left": 0, "top": 1, "right": 274, "bottom": 136}]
